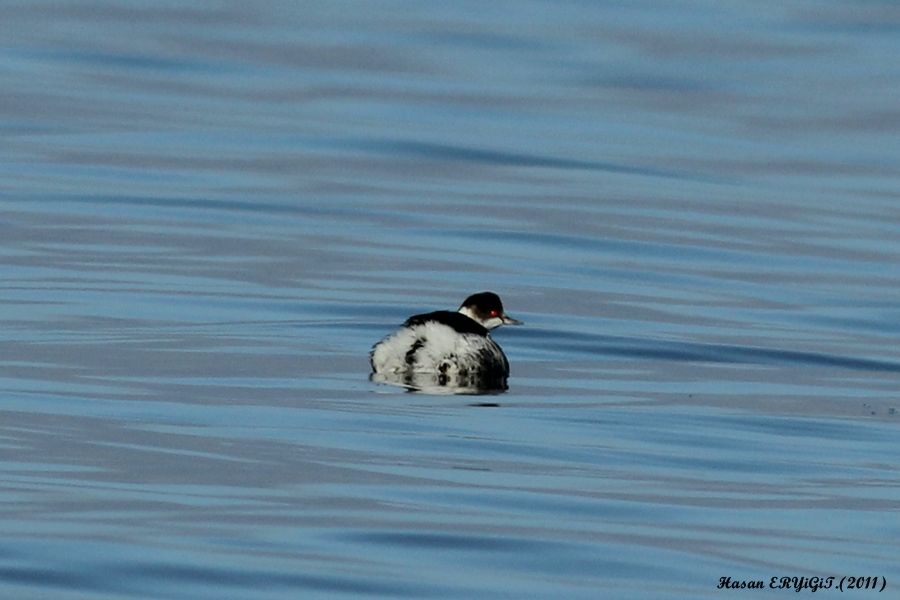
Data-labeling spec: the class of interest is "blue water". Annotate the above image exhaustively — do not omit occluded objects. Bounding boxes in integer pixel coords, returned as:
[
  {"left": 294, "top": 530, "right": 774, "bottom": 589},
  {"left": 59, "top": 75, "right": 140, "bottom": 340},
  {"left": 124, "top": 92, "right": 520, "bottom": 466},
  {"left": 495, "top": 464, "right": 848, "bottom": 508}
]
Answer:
[{"left": 2, "top": 1, "right": 899, "bottom": 598}]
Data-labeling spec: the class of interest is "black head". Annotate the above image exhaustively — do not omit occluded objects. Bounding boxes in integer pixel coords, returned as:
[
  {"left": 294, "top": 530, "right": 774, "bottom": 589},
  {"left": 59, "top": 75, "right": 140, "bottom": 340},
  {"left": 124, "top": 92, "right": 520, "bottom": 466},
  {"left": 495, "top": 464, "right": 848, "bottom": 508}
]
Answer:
[{"left": 458, "top": 291, "right": 523, "bottom": 330}]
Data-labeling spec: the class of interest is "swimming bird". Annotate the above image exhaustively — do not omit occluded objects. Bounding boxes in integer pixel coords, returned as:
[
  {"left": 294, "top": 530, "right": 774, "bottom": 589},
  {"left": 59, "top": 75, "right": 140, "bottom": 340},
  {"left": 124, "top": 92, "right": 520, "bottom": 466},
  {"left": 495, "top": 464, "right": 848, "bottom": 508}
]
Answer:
[{"left": 370, "top": 292, "right": 522, "bottom": 391}]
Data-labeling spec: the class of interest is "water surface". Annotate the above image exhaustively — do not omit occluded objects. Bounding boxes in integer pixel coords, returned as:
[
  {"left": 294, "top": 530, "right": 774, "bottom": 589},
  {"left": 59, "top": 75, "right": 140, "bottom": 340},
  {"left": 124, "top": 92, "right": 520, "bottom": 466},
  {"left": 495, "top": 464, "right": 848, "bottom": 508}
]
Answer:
[{"left": 2, "top": 1, "right": 899, "bottom": 598}]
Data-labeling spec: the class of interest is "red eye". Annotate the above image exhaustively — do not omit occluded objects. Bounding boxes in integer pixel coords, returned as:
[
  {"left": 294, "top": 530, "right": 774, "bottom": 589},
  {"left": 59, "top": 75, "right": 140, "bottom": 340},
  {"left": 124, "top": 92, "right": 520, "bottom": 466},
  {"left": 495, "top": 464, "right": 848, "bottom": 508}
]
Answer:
[{"left": 489, "top": 309, "right": 499, "bottom": 318}]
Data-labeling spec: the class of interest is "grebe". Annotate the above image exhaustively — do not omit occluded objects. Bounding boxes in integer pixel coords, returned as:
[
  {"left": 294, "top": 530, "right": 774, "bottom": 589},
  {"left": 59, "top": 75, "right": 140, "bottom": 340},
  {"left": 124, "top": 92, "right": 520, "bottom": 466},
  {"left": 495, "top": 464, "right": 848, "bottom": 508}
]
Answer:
[{"left": 370, "top": 292, "right": 522, "bottom": 390}]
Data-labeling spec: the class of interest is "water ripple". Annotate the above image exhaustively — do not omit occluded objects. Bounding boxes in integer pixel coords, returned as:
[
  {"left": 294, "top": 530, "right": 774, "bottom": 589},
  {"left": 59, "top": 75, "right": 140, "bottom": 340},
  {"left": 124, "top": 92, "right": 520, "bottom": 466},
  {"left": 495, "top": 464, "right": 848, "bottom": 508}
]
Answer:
[
  {"left": 521, "top": 329, "right": 900, "bottom": 373},
  {"left": 338, "top": 138, "right": 689, "bottom": 178}
]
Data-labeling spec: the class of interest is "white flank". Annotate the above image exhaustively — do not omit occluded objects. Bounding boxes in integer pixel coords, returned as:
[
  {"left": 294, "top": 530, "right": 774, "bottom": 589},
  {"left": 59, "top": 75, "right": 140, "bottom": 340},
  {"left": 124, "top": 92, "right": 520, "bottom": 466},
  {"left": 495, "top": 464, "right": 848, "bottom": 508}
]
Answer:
[{"left": 370, "top": 321, "right": 507, "bottom": 377}]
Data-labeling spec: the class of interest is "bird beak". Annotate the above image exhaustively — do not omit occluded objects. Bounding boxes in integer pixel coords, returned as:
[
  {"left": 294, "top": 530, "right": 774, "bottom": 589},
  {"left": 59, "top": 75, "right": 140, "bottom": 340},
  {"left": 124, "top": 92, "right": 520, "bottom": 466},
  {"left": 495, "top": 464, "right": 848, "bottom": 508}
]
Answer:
[{"left": 501, "top": 314, "right": 523, "bottom": 326}]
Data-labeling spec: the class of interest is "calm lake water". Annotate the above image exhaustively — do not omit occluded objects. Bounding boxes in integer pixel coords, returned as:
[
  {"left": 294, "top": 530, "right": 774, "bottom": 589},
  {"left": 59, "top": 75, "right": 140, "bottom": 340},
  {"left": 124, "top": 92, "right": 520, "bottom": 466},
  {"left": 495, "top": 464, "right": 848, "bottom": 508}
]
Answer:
[{"left": 2, "top": 1, "right": 900, "bottom": 598}]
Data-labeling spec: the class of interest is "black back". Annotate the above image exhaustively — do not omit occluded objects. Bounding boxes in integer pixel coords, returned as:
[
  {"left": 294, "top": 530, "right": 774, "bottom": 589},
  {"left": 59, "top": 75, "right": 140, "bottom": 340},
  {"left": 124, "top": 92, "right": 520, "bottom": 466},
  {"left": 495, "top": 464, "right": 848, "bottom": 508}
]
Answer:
[{"left": 404, "top": 310, "right": 488, "bottom": 336}]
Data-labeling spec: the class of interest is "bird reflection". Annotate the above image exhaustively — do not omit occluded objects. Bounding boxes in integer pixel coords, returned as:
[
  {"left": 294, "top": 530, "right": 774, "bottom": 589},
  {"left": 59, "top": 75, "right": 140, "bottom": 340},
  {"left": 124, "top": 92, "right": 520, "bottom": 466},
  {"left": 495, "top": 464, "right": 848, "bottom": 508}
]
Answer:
[{"left": 370, "top": 369, "right": 508, "bottom": 395}]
